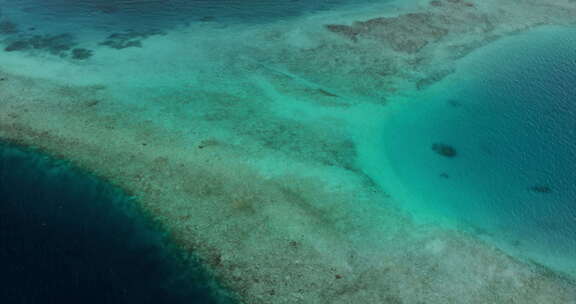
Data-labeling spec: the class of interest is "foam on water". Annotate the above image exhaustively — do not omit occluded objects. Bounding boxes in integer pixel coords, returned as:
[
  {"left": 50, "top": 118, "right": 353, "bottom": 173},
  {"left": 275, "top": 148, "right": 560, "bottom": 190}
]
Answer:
[{"left": 379, "top": 26, "right": 576, "bottom": 274}]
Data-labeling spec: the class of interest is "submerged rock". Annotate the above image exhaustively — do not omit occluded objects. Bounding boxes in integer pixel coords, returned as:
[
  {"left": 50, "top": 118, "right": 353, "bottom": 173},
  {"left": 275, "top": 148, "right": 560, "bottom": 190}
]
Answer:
[
  {"left": 94, "top": 3, "right": 120, "bottom": 14},
  {"left": 432, "top": 143, "right": 457, "bottom": 158},
  {"left": 4, "top": 40, "right": 30, "bottom": 52},
  {"left": 71, "top": 48, "right": 93, "bottom": 60},
  {"left": 99, "top": 29, "right": 164, "bottom": 49},
  {"left": 3, "top": 33, "right": 77, "bottom": 56},
  {"left": 0, "top": 20, "right": 18, "bottom": 35},
  {"left": 529, "top": 185, "right": 552, "bottom": 194}
]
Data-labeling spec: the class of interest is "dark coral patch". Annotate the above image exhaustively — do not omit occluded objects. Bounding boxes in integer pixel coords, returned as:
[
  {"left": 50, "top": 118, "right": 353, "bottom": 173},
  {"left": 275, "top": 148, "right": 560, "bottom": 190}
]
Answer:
[
  {"left": 99, "top": 29, "right": 164, "bottom": 49},
  {"left": 0, "top": 20, "right": 19, "bottom": 35},
  {"left": 71, "top": 48, "right": 93, "bottom": 60},
  {"left": 325, "top": 13, "right": 449, "bottom": 54},
  {"left": 4, "top": 33, "right": 77, "bottom": 57},
  {"left": 1, "top": 32, "right": 96, "bottom": 60},
  {"left": 94, "top": 3, "right": 121, "bottom": 14},
  {"left": 529, "top": 185, "right": 552, "bottom": 194},
  {"left": 447, "top": 99, "right": 462, "bottom": 107},
  {"left": 432, "top": 143, "right": 457, "bottom": 158},
  {"left": 4, "top": 40, "right": 30, "bottom": 52}
]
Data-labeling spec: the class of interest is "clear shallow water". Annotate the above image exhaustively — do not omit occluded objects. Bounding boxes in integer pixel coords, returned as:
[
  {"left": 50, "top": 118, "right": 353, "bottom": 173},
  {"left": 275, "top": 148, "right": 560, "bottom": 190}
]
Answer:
[
  {"left": 0, "top": 144, "right": 231, "bottom": 303},
  {"left": 382, "top": 27, "right": 576, "bottom": 271},
  {"left": 0, "top": 0, "right": 373, "bottom": 31},
  {"left": 0, "top": 0, "right": 387, "bottom": 61}
]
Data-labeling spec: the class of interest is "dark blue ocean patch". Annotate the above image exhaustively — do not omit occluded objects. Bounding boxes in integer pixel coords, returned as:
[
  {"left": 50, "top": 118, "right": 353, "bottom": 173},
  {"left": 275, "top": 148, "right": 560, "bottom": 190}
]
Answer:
[{"left": 0, "top": 143, "right": 234, "bottom": 304}]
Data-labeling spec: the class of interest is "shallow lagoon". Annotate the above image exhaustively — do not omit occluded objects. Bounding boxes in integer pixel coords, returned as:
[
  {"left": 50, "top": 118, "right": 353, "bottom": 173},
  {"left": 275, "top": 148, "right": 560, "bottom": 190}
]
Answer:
[
  {"left": 381, "top": 26, "right": 576, "bottom": 274},
  {"left": 1, "top": 0, "right": 381, "bottom": 31}
]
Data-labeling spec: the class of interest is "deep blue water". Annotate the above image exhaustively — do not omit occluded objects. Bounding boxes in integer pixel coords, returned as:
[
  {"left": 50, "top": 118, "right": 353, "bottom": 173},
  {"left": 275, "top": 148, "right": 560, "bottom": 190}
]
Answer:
[
  {"left": 382, "top": 27, "right": 576, "bottom": 269},
  {"left": 0, "top": 143, "right": 231, "bottom": 304}
]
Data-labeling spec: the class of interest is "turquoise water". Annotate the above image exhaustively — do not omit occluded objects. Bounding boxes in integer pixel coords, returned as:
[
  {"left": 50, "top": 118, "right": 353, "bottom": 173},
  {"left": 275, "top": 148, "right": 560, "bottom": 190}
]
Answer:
[
  {"left": 382, "top": 27, "right": 576, "bottom": 269},
  {"left": 0, "top": 144, "right": 232, "bottom": 303},
  {"left": 1, "top": 0, "right": 576, "bottom": 299},
  {"left": 0, "top": 0, "right": 386, "bottom": 61},
  {"left": 1, "top": 0, "right": 374, "bottom": 31}
]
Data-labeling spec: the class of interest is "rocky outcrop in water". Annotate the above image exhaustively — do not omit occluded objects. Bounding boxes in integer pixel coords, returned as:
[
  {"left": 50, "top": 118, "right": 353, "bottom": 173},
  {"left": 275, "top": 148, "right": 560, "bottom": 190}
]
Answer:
[
  {"left": 99, "top": 30, "right": 165, "bottom": 49},
  {"left": 432, "top": 143, "right": 457, "bottom": 158},
  {"left": 529, "top": 185, "right": 552, "bottom": 194},
  {"left": 0, "top": 20, "right": 18, "bottom": 35},
  {"left": 3, "top": 32, "right": 93, "bottom": 60}
]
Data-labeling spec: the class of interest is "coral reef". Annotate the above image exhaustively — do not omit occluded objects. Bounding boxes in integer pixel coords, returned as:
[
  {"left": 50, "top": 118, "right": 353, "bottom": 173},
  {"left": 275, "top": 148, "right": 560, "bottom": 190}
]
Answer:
[
  {"left": 4, "top": 40, "right": 29, "bottom": 52},
  {"left": 432, "top": 143, "right": 457, "bottom": 157},
  {"left": 4, "top": 33, "right": 74, "bottom": 54},
  {"left": 1, "top": 1, "right": 576, "bottom": 303},
  {"left": 529, "top": 185, "right": 552, "bottom": 194},
  {"left": 99, "top": 30, "right": 165, "bottom": 49},
  {"left": 256, "top": 0, "right": 576, "bottom": 104},
  {"left": 94, "top": 3, "right": 120, "bottom": 14},
  {"left": 71, "top": 48, "right": 93, "bottom": 60},
  {"left": 0, "top": 20, "right": 18, "bottom": 35},
  {"left": 3, "top": 33, "right": 93, "bottom": 60},
  {"left": 326, "top": 12, "right": 449, "bottom": 54}
]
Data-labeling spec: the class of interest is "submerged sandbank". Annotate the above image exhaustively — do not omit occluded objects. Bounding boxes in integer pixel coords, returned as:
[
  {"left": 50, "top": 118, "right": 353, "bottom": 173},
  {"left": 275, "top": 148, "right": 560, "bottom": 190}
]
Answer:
[{"left": 1, "top": 0, "right": 576, "bottom": 302}]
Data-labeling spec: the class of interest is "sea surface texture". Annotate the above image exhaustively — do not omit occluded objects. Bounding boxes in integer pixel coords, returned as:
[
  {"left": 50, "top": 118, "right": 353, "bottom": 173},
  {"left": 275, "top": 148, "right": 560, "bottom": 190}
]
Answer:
[
  {"left": 0, "top": 144, "right": 230, "bottom": 303},
  {"left": 1, "top": 0, "right": 576, "bottom": 303},
  {"left": 381, "top": 27, "right": 576, "bottom": 274}
]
